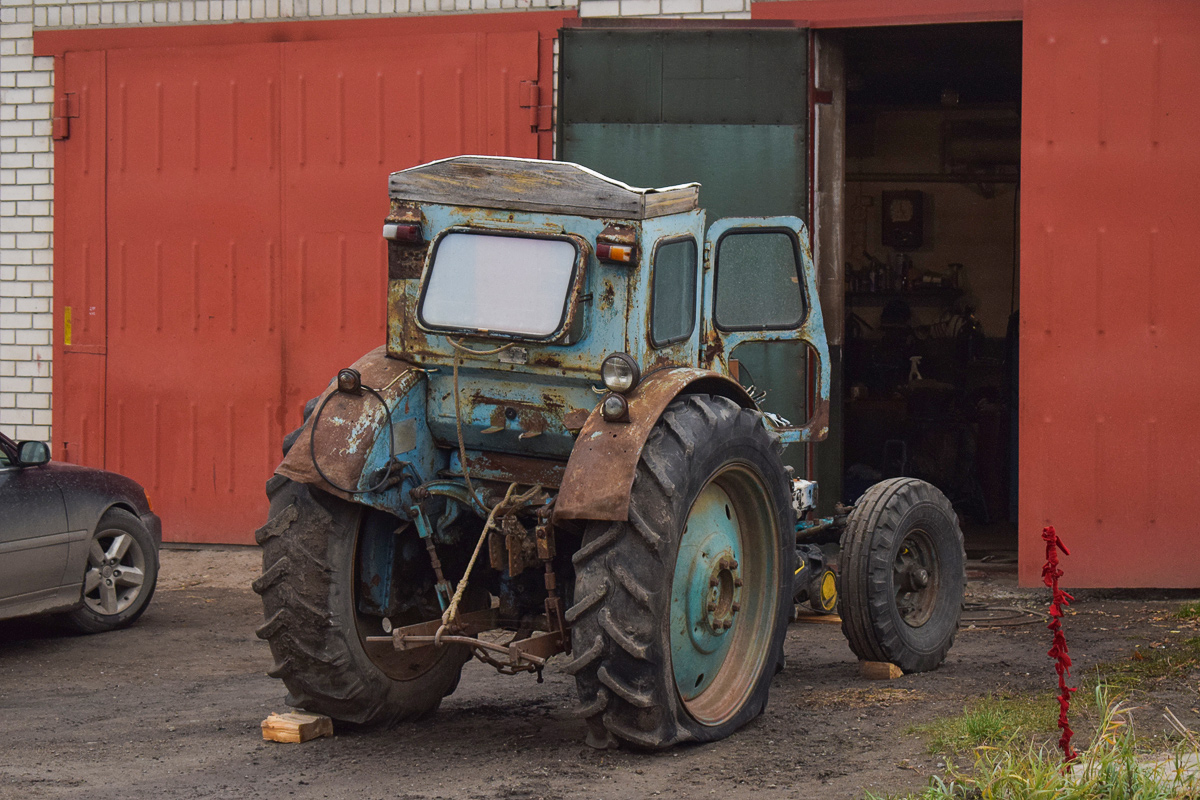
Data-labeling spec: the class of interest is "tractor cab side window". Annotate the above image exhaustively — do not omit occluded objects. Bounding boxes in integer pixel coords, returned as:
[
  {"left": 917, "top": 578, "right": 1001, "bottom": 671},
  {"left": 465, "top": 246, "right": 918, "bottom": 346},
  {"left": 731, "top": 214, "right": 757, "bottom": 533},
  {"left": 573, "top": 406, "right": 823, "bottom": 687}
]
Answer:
[
  {"left": 650, "top": 237, "right": 698, "bottom": 347},
  {"left": 713, "top": 230, "right": 806, "bottom": 331}
]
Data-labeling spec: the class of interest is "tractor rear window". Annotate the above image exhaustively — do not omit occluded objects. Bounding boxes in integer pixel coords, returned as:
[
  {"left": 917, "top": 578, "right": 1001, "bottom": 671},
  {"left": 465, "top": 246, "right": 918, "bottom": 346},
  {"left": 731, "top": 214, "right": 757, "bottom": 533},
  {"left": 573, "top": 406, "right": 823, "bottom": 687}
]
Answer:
[{"left": 419, "top": 232, "right": 579, "bottom": 339}]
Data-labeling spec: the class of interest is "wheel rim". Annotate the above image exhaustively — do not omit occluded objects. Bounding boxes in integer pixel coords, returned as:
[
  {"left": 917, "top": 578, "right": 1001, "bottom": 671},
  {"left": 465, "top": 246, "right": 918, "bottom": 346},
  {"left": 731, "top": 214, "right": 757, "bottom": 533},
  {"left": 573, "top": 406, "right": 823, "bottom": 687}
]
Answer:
[
  {"left": 670, "top": 464, "right": 778, "bottom": 726},
  {"left": 893, "top": 529, "right": 940, "bottom": 627},
  {"left": 82, "top": 528, "right": 147, "bottom": 617},
  {"left": 354, "top": 512, "right": 466, "bottom": 682}
]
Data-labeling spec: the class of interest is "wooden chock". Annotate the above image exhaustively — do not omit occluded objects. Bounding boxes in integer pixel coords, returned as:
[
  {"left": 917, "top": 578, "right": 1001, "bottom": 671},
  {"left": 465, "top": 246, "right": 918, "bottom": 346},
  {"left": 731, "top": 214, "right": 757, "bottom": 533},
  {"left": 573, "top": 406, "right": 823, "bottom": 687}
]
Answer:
[
  {"left": 261, "top": 711, "right": 334, "bottom": 743},
  {"left": 859, "top": 661, "right": 903, "bottom": 680}
]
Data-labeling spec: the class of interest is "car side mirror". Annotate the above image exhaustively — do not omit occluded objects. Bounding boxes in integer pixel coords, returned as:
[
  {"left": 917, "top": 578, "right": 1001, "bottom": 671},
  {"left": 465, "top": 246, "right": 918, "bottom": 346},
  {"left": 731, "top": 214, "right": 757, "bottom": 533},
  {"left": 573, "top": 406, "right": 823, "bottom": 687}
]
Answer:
[{"left": 15, "top": 441, "right": 50, "bottom": 467}]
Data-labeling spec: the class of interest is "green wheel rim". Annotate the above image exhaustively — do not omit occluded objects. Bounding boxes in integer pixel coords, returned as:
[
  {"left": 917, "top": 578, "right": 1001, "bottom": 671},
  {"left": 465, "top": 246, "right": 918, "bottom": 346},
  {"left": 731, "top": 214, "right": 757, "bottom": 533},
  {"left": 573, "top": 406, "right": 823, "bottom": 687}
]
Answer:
[{"left": 670, "top": 464, "right": 778, "bottom": 726}]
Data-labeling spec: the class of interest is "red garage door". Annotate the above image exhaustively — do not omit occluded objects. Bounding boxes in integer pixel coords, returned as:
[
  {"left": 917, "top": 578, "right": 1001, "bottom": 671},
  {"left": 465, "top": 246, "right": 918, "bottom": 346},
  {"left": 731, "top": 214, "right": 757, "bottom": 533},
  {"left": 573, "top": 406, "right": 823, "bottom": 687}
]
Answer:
[
  {"left": 48, "top": 15, "right": 563, "bottom": 543},
  {"left": 1019, "top": 0, "right": 1200, "bottom": 586}
]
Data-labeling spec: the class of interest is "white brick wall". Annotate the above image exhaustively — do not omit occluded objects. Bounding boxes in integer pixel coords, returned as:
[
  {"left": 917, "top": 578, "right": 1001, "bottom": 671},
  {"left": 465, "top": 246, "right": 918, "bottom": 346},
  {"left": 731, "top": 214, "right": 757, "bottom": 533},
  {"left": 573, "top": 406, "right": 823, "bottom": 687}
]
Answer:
[{"left": 0, "top": 0, "right": 751, "bottom": 442}]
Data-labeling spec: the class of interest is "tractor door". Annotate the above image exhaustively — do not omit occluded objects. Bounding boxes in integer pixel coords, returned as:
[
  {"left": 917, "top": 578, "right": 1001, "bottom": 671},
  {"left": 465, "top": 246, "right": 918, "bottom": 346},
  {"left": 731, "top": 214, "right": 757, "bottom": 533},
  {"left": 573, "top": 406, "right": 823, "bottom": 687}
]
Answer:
[{"left": 703, "top": 216, "right": 830, "bottom": 445}]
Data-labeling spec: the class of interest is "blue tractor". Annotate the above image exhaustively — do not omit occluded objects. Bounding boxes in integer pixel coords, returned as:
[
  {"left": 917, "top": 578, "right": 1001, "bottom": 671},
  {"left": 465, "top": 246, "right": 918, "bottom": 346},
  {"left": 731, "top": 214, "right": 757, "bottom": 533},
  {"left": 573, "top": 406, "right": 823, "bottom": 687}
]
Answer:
[{"left": 254, "top": 156, "right": 965, "bottom": 749}]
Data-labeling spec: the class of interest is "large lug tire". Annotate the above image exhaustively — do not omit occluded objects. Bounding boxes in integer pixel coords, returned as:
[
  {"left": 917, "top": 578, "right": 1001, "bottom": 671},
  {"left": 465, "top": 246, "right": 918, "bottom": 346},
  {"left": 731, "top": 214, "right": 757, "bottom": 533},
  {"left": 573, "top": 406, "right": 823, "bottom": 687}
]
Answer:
[
  {"left": 64, "top": 508, "right": 159, "bottom": 633},
  {"left": 567, "top": 394, "right": 796, "bottom": 750},
  {"left": 253, "top": 476, "right": 472, "bottom": 727},
  {"left": 838, "top": 477, "right": 966, "bottom": 673}
]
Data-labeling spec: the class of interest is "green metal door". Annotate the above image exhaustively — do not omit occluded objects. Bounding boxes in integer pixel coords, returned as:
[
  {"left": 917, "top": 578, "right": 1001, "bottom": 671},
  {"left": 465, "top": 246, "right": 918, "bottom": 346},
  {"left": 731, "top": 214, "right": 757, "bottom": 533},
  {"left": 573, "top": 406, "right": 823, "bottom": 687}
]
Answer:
[
  {"left": 560, "top": 27, "right": 807, "bottom": 220},
  {"left": 560, "top": 25, "right": 812, "bottom": 475}
]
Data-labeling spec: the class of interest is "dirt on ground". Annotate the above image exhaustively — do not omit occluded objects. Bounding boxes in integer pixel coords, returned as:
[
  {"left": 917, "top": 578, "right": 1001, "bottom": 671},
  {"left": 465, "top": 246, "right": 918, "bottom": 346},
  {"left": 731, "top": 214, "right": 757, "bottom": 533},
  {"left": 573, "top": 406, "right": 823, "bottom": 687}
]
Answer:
[{"left": 1, "top": 547, "right": 1197, "bottom": 800}]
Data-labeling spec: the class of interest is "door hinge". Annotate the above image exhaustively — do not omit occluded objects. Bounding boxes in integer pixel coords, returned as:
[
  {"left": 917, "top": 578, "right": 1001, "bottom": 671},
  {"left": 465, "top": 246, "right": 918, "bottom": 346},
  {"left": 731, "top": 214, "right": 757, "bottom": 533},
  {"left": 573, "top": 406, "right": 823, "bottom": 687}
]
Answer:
[
  {"left": 518, "top": 80, "right": 553, "bottom": 133},
  {"left": 53, "top": 91, "right": 79, "bottom": 141}
]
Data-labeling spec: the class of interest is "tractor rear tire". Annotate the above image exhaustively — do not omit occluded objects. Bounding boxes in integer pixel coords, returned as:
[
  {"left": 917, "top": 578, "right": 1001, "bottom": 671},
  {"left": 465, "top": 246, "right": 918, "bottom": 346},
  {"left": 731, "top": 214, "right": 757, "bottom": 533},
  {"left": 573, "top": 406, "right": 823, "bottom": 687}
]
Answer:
[
  {"left": 838, "top": 477, "right": 965, "bottom": 673},
  {"left": 567, "top": 394, "right": 795, "bottom": 749},
  {"left": 253, "top": 476, "right": 472, "bottom": 727}
]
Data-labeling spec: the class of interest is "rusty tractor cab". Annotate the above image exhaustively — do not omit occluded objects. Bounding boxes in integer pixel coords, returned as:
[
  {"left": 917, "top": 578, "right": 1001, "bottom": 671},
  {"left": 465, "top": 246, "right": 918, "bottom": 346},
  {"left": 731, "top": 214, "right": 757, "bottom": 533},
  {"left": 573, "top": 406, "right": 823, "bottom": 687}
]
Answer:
[{"left": 255, "top": 156, "right": 966, "bottom": 749}]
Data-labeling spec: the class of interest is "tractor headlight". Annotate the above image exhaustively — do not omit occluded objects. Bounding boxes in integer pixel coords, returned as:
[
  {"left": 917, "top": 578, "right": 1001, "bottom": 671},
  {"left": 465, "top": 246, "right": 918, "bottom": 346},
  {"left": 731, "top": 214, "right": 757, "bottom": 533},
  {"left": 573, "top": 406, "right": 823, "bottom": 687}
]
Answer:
[
  {"left": 601, "top": 353, "right": 640, "bottom": 394},
  {"left": 601, "top": 392, "right": 630, "bottom": 422},
  {"left": 337, "top": 368, "right": 363, "bottom": 395}
]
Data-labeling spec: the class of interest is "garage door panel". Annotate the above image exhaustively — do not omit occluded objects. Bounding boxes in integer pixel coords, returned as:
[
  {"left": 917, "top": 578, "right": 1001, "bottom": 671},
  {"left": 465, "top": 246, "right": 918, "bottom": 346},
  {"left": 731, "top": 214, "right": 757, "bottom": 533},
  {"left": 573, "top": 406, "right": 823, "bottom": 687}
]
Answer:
[
  {"left": 54, "top": 50, "right": 108, "bottom": 467},
  {"left": 1020, "top": 0, "right": 1200, "bottom": 586},
  {"left": 106, "top": 43, "right": 283, "bottom": 543}
]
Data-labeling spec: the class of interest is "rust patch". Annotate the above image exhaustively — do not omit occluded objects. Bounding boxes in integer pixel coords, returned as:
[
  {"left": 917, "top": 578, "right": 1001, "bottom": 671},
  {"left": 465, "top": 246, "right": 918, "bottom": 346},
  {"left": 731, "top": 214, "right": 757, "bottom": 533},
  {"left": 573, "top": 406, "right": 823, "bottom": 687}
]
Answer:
[
  {"left": 275, "top": 346, "right": 419, "bottom": 501},
  {"left": 465, "top": 451, "right": 567, "bottom": 489},
  {"left": 553, "top": 368, "right": 753, "bottom": 523},
  {"left": 599, "top": 279, "right": 616, "bottom": 311},
  {"left": 539, "top": 393, "right": 566, "bottom": 414},
  {"left": 563, "top": 408, "right": 590, "bottom": 432},
  {"left": 702, "top": 329, "right": 725, "bottom": 367},
  {"left": 530, "top": 353, "right": 564, "bottom": 369},
  {"left": 650, "top": 353, "right": 684, "bottom": 372}
]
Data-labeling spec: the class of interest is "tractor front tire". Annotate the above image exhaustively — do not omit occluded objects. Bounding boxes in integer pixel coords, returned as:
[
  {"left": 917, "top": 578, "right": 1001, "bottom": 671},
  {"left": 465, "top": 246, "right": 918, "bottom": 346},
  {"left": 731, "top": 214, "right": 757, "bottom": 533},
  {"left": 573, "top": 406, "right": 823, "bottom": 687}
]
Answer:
[
  {"left": 838, "top": 477, "right": 966, "bottom": 673},
  {"left": 253, "top": 477, "right": 471, "bottom": 727},
  {"left": 567, "top": 394, "right": 795, "bottom": 749}
]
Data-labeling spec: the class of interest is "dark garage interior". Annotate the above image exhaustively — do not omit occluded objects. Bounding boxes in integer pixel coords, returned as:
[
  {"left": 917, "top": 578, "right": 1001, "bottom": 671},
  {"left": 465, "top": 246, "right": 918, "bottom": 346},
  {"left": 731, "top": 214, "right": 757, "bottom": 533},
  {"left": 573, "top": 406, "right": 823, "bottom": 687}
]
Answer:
[{"left": 838, "top": 22, "right": 1023, "bottom": 555}]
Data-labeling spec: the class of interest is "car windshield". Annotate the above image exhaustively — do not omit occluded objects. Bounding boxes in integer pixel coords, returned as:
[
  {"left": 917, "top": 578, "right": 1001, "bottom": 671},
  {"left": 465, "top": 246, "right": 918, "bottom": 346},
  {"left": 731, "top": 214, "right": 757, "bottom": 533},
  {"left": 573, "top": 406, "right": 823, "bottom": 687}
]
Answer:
[{"left": 419, "top": 232, "right": 578, "bottom": 339}]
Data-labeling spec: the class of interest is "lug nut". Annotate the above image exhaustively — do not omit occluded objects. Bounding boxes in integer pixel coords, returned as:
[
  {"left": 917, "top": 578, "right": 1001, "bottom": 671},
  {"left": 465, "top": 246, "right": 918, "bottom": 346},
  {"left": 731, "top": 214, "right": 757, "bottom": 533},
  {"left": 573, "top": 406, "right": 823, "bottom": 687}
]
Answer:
[
  {"left": 731, "top": 602, "right": 740, "bottom": 613},
  {"left": 707, "top": 602, "right": 717, "bottom": 613},
  {"left": 709, "top": 576, "right": 719, "bottom": 587},
  {"left": 733, "top": 578, "right": 744, "bottom": 588}
]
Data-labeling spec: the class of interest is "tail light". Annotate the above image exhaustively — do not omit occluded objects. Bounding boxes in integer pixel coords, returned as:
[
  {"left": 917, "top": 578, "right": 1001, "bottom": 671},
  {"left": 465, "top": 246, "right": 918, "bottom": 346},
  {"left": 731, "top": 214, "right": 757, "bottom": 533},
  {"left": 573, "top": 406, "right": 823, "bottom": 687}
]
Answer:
[
  {"left": 596, "top": 223, "right": 638, "bottom": 265},
  {"left": 382, "top": 201, "right": 424, "bottom": 243}
]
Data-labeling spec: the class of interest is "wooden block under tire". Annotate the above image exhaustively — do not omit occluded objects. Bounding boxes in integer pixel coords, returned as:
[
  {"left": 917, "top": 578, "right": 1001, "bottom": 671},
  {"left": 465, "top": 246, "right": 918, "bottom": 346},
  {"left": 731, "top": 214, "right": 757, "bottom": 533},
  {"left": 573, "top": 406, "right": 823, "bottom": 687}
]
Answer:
[
  {"left": 261, "top": 711, "right": 334, "bottom": 743},
  {"left": 859, "top": 661, "right": 903, "bottom": 680}
]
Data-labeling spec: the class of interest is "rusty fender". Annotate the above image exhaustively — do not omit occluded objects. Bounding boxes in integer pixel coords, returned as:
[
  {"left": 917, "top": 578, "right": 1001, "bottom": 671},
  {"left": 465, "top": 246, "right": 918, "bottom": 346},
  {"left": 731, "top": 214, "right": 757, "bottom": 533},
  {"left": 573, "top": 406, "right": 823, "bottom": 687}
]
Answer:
[
  {"left": 553, "top": 367, "right": 753, "bottom": 524},
  {"left": 276, "top": 345, "right": 421, "bottom": 502}
]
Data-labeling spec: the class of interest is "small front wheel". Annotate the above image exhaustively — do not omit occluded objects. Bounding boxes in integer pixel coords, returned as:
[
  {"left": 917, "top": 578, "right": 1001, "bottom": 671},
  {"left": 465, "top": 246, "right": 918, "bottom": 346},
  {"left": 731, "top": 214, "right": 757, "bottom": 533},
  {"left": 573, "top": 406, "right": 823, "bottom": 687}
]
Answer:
[{"left": 838, "top": 478, "right": 965, "bottom": 673}]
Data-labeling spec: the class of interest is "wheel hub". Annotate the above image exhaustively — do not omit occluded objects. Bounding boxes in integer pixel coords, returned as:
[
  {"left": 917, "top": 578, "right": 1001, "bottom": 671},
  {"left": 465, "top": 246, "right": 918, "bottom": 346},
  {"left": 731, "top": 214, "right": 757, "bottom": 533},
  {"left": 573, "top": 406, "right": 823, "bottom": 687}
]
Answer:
[
  {"left": 894, "top": 535, "right": 939, "bottom": 627},
  {"left": 705, "top": 556, "right": 742, "bottom": 632}
]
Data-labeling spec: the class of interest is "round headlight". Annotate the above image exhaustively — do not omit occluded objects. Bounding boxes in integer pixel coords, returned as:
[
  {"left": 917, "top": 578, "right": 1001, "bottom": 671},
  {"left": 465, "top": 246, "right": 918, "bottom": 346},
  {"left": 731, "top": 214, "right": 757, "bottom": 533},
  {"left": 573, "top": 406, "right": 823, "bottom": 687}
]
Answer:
[
  {"left": 601, "top": 353, "right": 640, "bottom": 394},
  {"left": 337, "top": 368, "right": 363, "bottom": 395},
  {"left": 601, "top": 392, "right": 629, "bottom": 422}
]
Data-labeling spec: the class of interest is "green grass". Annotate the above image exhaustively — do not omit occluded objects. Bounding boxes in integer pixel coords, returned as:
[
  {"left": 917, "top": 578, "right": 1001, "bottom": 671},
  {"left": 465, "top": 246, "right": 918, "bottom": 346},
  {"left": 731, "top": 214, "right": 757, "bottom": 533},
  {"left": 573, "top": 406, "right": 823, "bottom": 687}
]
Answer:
[
  {"left": 877, "top": 688, "right": 1200, "bottom": 800},
  {"left": 1178, "top": 601, "right": 1200, "bottom": 621},
  {"left": 908, "top": 692, "right": 1059, "bottom": 754},
  {"left": 1080, "top": 636, "right": 1200, "bottom": 695},
  {"left": 908, "top": 636, "right": 1200, "bottom": 757}
]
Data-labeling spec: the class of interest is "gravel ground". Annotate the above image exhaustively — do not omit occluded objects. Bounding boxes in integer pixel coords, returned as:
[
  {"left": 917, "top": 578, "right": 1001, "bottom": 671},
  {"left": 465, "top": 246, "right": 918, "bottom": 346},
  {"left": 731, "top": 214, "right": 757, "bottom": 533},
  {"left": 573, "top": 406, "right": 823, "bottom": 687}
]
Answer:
[{"left": 1, "top": 547, "right": 1197, "bottom": 800}]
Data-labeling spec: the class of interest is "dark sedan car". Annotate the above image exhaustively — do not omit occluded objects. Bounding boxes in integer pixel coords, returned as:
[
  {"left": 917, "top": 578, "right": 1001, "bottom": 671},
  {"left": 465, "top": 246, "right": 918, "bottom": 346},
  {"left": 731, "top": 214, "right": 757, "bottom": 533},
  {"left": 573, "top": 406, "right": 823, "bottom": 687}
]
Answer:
[{"left": 0, "top": 431, "right": 162, "bottom": 631}]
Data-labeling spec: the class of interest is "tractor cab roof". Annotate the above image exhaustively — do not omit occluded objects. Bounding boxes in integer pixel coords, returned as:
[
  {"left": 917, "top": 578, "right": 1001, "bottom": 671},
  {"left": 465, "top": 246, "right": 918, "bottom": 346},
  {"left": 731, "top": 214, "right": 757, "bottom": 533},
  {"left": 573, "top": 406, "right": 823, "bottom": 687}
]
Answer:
[{"left": 387, "top": 155, "right": 700, "bottom": 220}]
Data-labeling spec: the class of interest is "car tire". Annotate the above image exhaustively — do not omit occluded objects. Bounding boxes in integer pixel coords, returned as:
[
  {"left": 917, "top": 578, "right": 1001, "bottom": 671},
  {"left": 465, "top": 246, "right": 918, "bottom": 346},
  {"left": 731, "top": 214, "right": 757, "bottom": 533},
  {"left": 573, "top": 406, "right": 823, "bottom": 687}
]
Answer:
[
  {"left": 63, "top": 507, "right": 159, "bottom": 633},
  {"left": 567, "top": 394, "right": 795, "bottom": 749}
]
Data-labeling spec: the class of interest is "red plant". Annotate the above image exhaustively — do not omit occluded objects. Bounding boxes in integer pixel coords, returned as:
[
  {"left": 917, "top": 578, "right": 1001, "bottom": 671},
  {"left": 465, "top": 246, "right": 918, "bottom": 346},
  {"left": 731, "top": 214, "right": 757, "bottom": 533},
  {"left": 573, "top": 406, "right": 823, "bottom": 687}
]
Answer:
[{"left": 1042, "top": 525, "right": 1077, "bottom": 762}]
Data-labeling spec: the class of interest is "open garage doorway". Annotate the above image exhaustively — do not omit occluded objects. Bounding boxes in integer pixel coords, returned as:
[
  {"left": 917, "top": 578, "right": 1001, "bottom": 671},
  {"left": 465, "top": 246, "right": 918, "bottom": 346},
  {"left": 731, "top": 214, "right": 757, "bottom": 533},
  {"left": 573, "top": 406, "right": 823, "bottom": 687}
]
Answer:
[{"left": 836, "top": 22, "right": 1022, "bottom": 558}]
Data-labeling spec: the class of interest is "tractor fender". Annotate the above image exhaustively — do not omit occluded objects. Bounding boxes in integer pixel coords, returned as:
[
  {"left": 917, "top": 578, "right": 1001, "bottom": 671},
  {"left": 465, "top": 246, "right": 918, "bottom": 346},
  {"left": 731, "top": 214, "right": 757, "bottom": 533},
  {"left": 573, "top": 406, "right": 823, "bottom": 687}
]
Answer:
[
  {"left": 553, "top": 367, "right": 754, "bottom": 524},
  {"left": 276, "top": 346, "right": 433, "bottom": 504}
]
